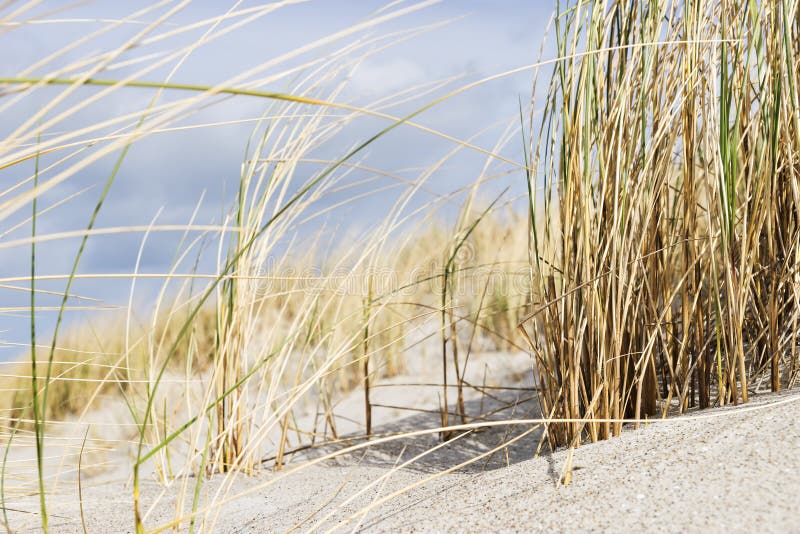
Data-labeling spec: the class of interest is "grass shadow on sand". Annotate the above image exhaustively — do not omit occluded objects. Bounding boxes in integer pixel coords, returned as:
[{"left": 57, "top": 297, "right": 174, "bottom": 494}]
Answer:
[{"left": 294, "top": 390, "right": 545, "bottom": 475}]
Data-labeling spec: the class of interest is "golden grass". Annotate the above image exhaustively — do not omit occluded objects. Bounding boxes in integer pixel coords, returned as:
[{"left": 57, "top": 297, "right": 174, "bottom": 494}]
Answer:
[
  {"left": 520, "top": 0, "right": 800, "bottom": 447},
  {"left": 1, "top": 1, "right": 799, "bottom": 531},
  {"left": 0, "top": 307, "right": 218, "bottom": 424}
]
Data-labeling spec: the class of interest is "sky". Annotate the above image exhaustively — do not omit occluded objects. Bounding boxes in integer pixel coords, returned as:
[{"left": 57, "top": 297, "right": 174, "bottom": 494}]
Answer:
[{"left": 0, "top": 0, "right": 557, "bottom": 355}]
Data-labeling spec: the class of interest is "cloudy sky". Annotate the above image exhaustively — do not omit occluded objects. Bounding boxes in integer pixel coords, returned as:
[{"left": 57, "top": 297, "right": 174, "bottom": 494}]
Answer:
[{"left": 0, "top": 1, "right": 556, "bottom": 353}]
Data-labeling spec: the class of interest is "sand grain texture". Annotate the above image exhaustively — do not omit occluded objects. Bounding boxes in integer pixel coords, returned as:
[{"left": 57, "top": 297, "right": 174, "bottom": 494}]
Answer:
[{"left": 16, "top": 388, "right": 798, "bottom": 533}]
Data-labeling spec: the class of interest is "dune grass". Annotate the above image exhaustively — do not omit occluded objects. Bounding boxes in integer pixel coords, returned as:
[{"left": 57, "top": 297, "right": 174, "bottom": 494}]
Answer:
[
  {"left": 520, "top": 0, "right": 800, "bottom": 448},
  {"left": 0, "top": 0, "right": 798, "bottom": 531},
  {"left": 0, "top": 2, "right": 531, "bottom": 523}
]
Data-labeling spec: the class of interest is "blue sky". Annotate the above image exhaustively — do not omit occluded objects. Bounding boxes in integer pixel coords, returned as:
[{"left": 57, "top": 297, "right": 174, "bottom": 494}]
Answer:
[{"left": 0, "top": 1, "right": 556, "bottom": 354}]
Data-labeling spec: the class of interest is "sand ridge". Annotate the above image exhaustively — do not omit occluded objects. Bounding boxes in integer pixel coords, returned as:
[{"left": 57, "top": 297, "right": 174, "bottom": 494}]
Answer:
[{"left": 14, "top": 388, "right": 798, "bottom": 532}]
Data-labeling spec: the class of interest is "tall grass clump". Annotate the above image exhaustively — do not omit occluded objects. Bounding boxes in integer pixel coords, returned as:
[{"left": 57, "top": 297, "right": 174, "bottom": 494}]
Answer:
[{"left": 521, "top": 0, "right": 800, "bottom": 448}]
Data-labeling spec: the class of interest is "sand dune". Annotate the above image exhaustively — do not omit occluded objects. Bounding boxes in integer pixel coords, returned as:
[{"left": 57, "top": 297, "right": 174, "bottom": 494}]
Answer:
[{"left": 10, "top": 387, "right": 797, "bottom": 532}]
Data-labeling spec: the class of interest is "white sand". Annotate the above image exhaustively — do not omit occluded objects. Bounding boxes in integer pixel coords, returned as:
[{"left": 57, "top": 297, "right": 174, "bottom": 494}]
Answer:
[{"left": 8, "top": 386, "right": 799, "bottom": 532}]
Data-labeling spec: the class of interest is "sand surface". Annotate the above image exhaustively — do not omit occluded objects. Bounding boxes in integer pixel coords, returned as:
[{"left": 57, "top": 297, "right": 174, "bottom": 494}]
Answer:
[{"left": 8, "top": 386, "right": 799, "bottom": 533}]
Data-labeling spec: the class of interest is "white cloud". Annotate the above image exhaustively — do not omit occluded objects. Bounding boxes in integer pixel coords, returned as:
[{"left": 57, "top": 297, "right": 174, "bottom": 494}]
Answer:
[{"left": 349, "top": 57, "right": 427, "bottom": 96}]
